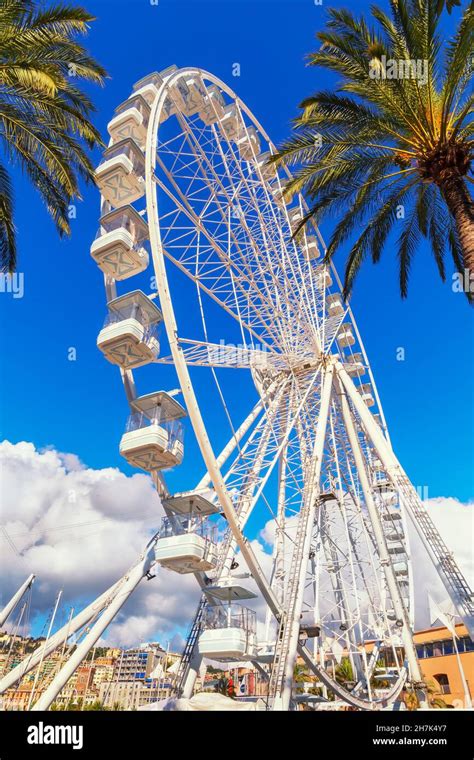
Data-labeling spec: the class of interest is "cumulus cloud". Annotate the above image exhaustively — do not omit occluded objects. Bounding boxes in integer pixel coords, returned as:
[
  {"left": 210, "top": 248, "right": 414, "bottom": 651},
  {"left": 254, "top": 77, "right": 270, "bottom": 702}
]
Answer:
[
  {"left": 255, "top": 496, "right": 474, "bottom": 632},
  {"left": 1, "top": 441, "right": 472, "bottom": 652},
  {"left": 0, "top": 441, "right": 200, "bottom": 648},
  {"left": 407, "top": 496, "right": 474, "bottom": 628}
]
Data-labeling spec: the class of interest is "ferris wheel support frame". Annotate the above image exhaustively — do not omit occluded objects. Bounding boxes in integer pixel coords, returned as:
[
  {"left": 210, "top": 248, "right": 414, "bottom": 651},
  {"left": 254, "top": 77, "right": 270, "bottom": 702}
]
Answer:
[
  {"left": 334, "top": 374, "right": 427, "bottom": 706},
  {"left": 271, "top": 363, "right": 334, "bottom": 710},
  {"left": 144, "top": 77, "right": 310, "bottom": 625},
  {"left": 336, "top": 362, "right": 474, "bottom": 640},
  {"left": 145, "top": 70, "right": 427, "bottom": 709},
  {"left": 31, "top": 545, "right": 155, "bottom": 712},
  {"left": 21, "top": 64, "right": 470, "bottom": 713},
  {"left": 319, "top": 508, "right": 366, "bottom": 684},
  {"left": 174, "top": 386, "right": 285, "bottom": 699},
  {"left": 0, "top": 573, "right": 131, "bottom": 696},
  {"left": 0, "top": 574, "right": 35, "bottom": 629}
]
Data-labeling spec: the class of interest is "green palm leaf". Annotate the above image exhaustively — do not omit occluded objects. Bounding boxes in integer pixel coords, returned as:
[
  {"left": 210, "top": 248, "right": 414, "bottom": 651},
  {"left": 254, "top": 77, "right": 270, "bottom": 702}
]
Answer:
[
  {"left": 273, "top": 0, "right": 473, "bottom": 299},
  {"left": 0, "top": 0, "right": 106, "bottom": 272}
]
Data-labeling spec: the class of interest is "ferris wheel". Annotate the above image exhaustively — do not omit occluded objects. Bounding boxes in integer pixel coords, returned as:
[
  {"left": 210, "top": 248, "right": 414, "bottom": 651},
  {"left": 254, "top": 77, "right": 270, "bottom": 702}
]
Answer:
[{"left": 5, "top": 66, "right": 473, "bottom": 712}]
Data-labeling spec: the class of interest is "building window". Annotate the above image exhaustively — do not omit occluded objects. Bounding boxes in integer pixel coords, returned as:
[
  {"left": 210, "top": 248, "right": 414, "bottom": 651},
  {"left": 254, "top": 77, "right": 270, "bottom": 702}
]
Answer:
[
  {"left": 443, "top": 640, "right": 453, "bottom": 656},
  {"left": 434, "top": 674, "right": 451, "bottom": 695}
]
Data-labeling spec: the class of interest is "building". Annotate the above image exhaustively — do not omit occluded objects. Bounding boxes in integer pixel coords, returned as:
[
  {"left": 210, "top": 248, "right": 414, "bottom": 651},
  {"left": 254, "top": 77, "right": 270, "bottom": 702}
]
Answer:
[
  {"left": 98, "top": 678, "right": 172, "bottom": 710},
  {"left": 113, "top": 644, "right": 166, "bottom": 682},
  {"left": 75, "top": 665, "right": 96, "bottom": 697},
  {"left": 106, "top": 648, "right": 122, "bottom": 659},
  {"left": 2, "top": 683, "right": 41, "bottom": 711},
  {"left": 414, "top": 623, "right": 473, "bottom": 707},
  {"left": 0, "top": 637, "right": 180, "bottom": 711},
  {"left": 92, "top": 660, "right": 115, "bottom": 690},
  {"left": 217, "top": 625, "right": 474, "bottom": 709}
]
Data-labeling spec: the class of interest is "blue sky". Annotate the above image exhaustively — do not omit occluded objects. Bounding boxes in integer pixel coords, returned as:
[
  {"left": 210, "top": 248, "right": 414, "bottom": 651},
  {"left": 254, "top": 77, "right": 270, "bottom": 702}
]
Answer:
[{"left": 1, "top": 0, "right": 473, "bottom": 515}]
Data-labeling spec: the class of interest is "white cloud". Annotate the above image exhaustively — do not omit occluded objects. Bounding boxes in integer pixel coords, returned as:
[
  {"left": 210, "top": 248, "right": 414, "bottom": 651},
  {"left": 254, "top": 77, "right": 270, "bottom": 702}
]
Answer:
[
  {"left": 0, "top": 441, "right": 200, "bottom": 648},
  {"left": 1, "top": 441, "right": 472, "bottom": 653},
  {"left": 407, "top": 496, "right": 474, "bottom": 628},
  {"left": 252, "top": 497, "right": 474, "bottom": 634}
]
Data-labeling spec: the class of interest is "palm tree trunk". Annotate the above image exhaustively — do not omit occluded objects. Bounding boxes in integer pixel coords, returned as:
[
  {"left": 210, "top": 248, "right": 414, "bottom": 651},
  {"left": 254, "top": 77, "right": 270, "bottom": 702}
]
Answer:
[{"left": 441, "top": 177, "right": 474, "bottom": 280}]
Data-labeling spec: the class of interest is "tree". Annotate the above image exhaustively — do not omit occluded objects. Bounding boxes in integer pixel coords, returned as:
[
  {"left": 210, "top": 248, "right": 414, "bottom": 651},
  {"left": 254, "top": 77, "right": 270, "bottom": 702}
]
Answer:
[
  {"left": 272, "top": 0, "right": 473, "bottom": 300},
  {"left": 370, "top": 658, "right": 391, "bottom": 690},
  {"left": 293, "top": 663, "right": 308, "bottom": 694},
  {"left": 404, "top": 678, "right": 449, "bottom": 709},
  {"left": 335, "top": 657, "right": 355, "bottom": 687},
  {"left": 84, "top": 700, "right": 104, "bottom": 711},
  {"left": 0, "top": 0, "right": 106, "bottom": 272}
]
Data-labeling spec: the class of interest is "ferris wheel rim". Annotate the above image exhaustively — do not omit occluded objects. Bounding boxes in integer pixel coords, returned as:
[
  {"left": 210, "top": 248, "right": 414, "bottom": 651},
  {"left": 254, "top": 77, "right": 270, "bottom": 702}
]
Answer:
[
  {"left": 144, "top": 68, "right": 287, "bottom": 618},
  {"left": 86, "top": 64, "right": 419, "bottom": 709},
  {"left": 141, "top": 68, "right": 408, "bottom": 704},
  {"left": 144, "top": 67, "right": 392, "bottom": 427}
]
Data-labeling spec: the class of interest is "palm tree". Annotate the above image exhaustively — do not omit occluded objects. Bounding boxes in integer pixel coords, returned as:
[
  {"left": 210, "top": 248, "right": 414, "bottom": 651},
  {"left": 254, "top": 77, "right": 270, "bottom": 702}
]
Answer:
[
  {"left": 0, "top": 0, "right": 106, "bottom": 272},
  {"left": 84, "top": 699, "right": 105, "bottom": 711},
  {"left": 404, "top": 678, "right": 448, "bottom": 709},
  {"left": 334, "top": 657, "right": 355, "bottom": 687},
  {"left": 293, "top": 662, "right": 308, "bottom": 693},
  {"left": 272, "top": 0, "right": 473, "bottom": 300}
]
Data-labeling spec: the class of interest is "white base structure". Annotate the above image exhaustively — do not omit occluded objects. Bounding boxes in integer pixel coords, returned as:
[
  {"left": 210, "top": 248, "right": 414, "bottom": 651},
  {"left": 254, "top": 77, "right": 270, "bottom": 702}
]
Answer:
[
  {"left": 95, "top": 139, "right": 145, "bottom": 207},
  {"left": 91, "top": 204, "right": 150, "bottom": 280},
  {"left": 107, "top": 94, "right": 150, "bottom": 147},
  {"left": 97, "top": 318, "right": 159, "bottom": 368},
  {"left": 95, "top": 157, "right": 144, "bottom": 207},
  {"left": 304, "top": 237, "right": 320, "bottom": 261},
  {"left": 337, "top": 323, "right": 355, "bottom": 347},
  {"left": 97, "top": 290, "right": 162, "bottom": 370}
]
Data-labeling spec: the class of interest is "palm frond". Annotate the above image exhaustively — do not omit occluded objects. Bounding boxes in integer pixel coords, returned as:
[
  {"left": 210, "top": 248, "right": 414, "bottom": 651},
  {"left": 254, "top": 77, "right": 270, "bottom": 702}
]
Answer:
[
  {"left": 274, "top": 0, "right": 474, "bottom": 298},
  {"left": 0, "top": 0, "right": 106, "bottom": 270},
  {"left": 0, "top": 160, "right": 16, "bottom": 271}
]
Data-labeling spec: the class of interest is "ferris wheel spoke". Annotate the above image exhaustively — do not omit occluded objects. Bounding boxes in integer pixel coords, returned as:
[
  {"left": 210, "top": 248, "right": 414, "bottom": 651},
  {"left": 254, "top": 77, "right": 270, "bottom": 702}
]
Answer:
[
  {"left": 156, "top": 102, "right": 321, "bottom": 355},
  {"left": 182, "top": 97, "right": 317, "bottom": 325},
  {"left": 152, "top": 171, "right": 282, "bottom": 352},
  {"left": 204, "top": 116, "right": 321, "bottom": 345},
  {"left": 155, "top": 338, "right": 287, "bottom": 370},
  {"left": 319, "top": 508, "right": 367, "bottom": 685},
  {"left": 326, "top": 407, "right": 389, "bottom": 629},
  {"left": 154, "top": 148, "right": 290, "bottom": 350}
]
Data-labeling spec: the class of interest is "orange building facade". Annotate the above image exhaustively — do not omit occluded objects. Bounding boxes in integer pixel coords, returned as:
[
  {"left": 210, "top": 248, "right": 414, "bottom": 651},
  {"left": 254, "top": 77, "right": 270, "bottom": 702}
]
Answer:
[{"left": 413, "top": 623, "right": 473, "bottom": 707}]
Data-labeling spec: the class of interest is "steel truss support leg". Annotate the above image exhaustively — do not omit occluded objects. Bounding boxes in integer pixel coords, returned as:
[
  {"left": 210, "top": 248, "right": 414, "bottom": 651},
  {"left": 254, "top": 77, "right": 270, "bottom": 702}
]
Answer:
[
  {"left": 334, "top": 373, "right": 428, "bottom": 707},
  {"left": 336, "top": 361, "right": 474, "bottom": 639},
  {"left": 272, "top": 364, "right": 334, "bottom": 710},
  {"left": 0, "top": 574, "right": 35, "bottom": 629},
  {"left": 319, "top": 509, "right": 365, "bottom": 684},
  {"left": 0, "top": 578, "right": 124, "bottom": 695},
  {"left": 181, "top": 647, "right": 203, "bottom": 699},
  {"left": 180, "top": 392, "right": 285, "bottom": 699},
  {"left": 31, "top": 548, "right": 155, "bottom": 711}
]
